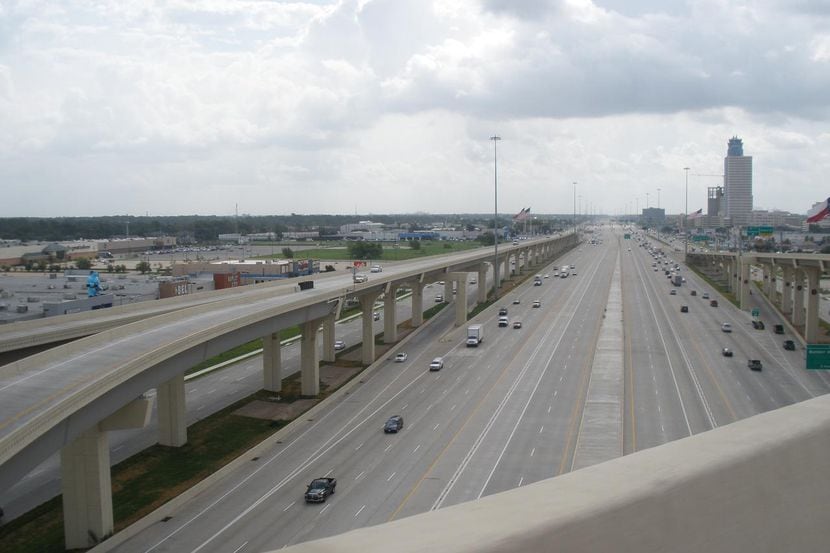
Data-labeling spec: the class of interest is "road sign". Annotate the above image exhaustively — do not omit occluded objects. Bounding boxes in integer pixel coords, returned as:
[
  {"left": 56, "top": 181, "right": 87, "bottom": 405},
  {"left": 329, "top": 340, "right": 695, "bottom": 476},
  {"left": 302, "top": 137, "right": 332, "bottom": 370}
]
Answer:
[
  {"left": 693, "top": 235, "right": 708, "bottom": 242},
  {"left": 759, "top": 226, "right": 774, "bottom": 235},
  {"left": 751, "top": 308, "right": 760, "bottom": 318},
  {"left": 624, "top": 233, "right": 631, "bottom": 239},
  {"left": 806, "top": 345, "right": 830, "bottom": 370},
  {"left": 746, "top": 226, "right": 760, "bottom": 236}
]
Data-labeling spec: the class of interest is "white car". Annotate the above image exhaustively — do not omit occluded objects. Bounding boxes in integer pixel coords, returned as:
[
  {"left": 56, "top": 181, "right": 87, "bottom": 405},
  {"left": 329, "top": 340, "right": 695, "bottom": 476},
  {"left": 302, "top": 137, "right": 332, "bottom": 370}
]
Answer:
[
  {"left": 721, "top": 323, "right": 732, "bottom": 333},
  {"left": 334, "top": 340, "right": 346, "bottom": 350},
  {"left": 429, "top": 357, "right": 444, "bottom": 371},
  {"left": 394, "top": 352, "right": 408, "bottom": 363}
]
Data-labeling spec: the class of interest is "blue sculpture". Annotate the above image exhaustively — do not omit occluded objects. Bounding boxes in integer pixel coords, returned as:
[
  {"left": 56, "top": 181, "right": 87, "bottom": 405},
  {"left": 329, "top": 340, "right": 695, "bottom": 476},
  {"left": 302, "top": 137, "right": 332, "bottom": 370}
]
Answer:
[{"left": 86, "top": 270, "right": 101, "bottom": 297}]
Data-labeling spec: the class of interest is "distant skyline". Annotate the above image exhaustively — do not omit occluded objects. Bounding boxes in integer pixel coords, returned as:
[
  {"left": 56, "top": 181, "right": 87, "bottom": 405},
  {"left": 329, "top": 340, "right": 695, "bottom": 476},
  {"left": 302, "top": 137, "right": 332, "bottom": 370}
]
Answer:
[{"left": 1, "top": 0, "right": 829, "bottom": 218}]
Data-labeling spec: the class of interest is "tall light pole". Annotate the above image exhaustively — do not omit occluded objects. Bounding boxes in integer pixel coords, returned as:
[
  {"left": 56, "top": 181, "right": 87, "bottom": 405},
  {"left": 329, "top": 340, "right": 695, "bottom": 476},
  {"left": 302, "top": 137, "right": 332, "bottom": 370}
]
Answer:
[
  {"left": 683, "top": 167, "right": 690, "bottom": 259},
  {"left": 572, "top": 182, "right": 577, "bottom": 235},
  {"left": 656, "top": 188, "right": 661, "bottom": 241},
  {"left": 491, "top": 135, "right": 501, "bottom": 299}
]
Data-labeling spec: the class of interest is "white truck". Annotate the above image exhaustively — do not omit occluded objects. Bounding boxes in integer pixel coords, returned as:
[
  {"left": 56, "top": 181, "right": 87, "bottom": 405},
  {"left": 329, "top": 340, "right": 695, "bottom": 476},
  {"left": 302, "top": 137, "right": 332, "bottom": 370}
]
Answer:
[{"left": 466, "top": 324, "right": 484, "bottom": 347}]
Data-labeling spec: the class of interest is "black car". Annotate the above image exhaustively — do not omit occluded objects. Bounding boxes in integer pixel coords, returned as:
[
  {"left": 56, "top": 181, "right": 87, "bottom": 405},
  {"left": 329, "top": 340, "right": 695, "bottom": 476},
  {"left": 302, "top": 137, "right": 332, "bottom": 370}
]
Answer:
[
  {"left": 690, "top": 290, "right": 697, "bottom": 296},
  {"left": 783, "top": 340, "right": 796, "bottom": 351},
  {"left": 722, "top": 347, "right": 733, "bottom": 357},
  {"left": 498, "top": 307, "right": 508, "bottom": 316},
  {"left": 774, "top": 324, "right": 785, "bottom": 335},
  {"left": 384, "top": 415, "right": 404, "bottom": 433},
  {"left": 752, "top": 320, "right": 765, "bottom": 330},
  {"left": 305, "top": 478, "right": 337, "bottom": 503},
  {"left": 747, "top": 359, "right": 763, "bottom": 371},
  {"left": 680, "top": 305, "right": 689, "bottom": 313}
]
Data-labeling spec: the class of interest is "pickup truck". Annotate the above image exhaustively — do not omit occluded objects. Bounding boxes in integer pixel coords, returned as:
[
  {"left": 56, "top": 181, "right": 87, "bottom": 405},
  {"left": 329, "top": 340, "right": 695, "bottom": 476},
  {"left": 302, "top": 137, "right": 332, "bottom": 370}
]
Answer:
[{"left": 305, "top": 477, "right": 337, "bottom": 502}]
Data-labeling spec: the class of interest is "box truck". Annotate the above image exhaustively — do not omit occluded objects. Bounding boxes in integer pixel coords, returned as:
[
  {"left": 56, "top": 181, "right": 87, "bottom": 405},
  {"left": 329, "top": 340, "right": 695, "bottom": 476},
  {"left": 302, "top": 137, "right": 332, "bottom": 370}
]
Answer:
[{"left": 466, "top": 324, "right": 484, "bottom": 346}]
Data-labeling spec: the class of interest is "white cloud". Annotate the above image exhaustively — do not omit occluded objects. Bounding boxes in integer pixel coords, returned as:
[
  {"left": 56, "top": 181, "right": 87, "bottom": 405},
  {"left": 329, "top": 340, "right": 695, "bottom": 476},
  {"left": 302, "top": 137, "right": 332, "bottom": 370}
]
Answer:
[{"left": 0, "top": 0, "right": 828, "bottom": 217}]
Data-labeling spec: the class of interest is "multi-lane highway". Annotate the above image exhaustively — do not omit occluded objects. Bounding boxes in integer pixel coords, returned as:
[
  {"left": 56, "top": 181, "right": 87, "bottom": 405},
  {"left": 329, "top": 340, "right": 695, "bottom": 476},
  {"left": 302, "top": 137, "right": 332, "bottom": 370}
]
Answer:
[{"left": 100, "top": 227, "right": 830, "bottom": 553}]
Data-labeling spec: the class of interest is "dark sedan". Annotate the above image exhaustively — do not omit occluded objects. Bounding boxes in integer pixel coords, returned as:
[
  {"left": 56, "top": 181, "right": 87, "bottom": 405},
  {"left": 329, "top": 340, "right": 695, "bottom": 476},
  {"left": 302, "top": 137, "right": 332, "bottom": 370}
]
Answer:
[{"left": 384, "top": 415, "right": 404, "bottom": 433}]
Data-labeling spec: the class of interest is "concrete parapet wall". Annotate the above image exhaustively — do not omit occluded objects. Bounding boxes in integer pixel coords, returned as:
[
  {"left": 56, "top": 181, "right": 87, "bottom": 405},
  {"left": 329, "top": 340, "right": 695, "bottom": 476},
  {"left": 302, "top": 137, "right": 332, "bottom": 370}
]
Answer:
[{"left": 280, "top": 394, "right": 830, "bottom": 553}]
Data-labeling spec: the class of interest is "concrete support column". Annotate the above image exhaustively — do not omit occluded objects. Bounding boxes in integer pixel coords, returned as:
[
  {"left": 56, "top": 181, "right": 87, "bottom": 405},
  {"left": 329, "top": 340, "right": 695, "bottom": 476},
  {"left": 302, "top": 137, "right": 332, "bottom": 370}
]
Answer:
[
  {"left": 301, "top": 317, "right": 323, "bottom": 396},
  {"left": 739, "top": 261, "right": 751, "bottom": 310},
  {"left": 805, "top": 268, "right": 820, "bottom": 344},
  {"left": 263, "top": 332, "right": 283, "bottom": 392},
  {"left": 321, "top": 315, "right": 336, "bottom": 363},
  {"left": 503, "top": 255, "right": 511, "bottom": 280},
  {"left": 763, "top": 265, "right": 774, "bottom": 297},
  {"left": 157, "top": 373, "right": 187, "bottom": 447},
  {"left": 384, "top": 284, "right": 398, "bottom": 344},
  {"left": 450, "top": 273, "right": 468, "bottom": 327},
  {"left": 477, "top": 264, "right": 489, "bottom": 304},
  {"left": 793, "top": 269, "right": 806, "bottom": 327},
  {"left": 781, "top": 266, "right": 794, "bottom": 314},
  {"left": 444, "top": 278, "right": 453, "bottom": 301},
  {"left": 359, "top": 292, "right": 381, "bottom": 365},
  {"left": 61, "top": 427, "right": 113, "bottom": 549},
  {"left": 411, "top": 282, "right": 425, "bottom": 327}
]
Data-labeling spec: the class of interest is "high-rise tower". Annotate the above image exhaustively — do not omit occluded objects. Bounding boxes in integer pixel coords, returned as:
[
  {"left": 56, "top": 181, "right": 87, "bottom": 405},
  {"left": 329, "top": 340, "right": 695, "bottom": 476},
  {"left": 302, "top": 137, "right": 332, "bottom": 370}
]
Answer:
[{"left": 723, "top": 136, "right": 753, "bottom": 226}]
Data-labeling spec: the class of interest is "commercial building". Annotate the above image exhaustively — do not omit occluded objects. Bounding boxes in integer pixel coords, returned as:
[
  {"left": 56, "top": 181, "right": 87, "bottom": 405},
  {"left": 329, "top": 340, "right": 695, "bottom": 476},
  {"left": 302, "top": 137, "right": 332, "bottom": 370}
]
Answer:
[
  {"left": 641, "top": 208, "right": 665, "bottom": 228},
  {"left": 723, "top": 137, "right": 753, "bottom": 226}
]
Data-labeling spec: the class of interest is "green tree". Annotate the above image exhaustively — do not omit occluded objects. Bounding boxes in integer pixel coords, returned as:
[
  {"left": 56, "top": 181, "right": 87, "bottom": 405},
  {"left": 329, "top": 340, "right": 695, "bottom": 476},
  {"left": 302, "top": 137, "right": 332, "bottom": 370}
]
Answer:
[
  {"left": 136, "top": 261, "right": 152, "bottom": 274},
  {"left": 281, "top": 247, "right": 294, "bottom": 258},
  {"left": 347, "top": 241, "right": 383, "bottom": 260},
  {"left": 75, "top": 257, "right": 92, "bottom": 270},
  {"left": 477, "top": 232, "right": 495, "bottom": 246},
  {"left": 408, "top": 240, "right": 421, "bottom": 250}
]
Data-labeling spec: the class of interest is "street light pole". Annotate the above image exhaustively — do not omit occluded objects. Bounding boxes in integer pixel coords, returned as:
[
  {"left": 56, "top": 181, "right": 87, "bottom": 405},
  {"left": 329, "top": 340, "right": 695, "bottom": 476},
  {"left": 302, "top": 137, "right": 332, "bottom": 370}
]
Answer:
[
  {"left": 572, "top": 182, "right": 577, "bottom": 236},
  {"left": 491, "top": 135, "right": 501, "bottom": 300},
  {"left": 684, "top": 167, "right": 690, "bottom": 259}
]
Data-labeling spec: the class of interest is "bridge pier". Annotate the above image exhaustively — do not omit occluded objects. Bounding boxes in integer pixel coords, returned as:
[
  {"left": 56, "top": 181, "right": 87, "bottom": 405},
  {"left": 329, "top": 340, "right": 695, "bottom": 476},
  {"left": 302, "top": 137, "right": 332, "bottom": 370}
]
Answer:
[
  {"left": 321, "top": 314, "right": 336, "bottom": 363},
  {"left": 793, "top": 269, "right": 805, "bottom": 327},
  {"left": 411, "top": 281, "right": 425, "bottom": 327},
  {"left": 477, "top": 264, "right": 489, "bottom": 304},
  {"left": 62, "top": 397, "right": 152, "bottom": 550},
  {"left": 805, "top": 267, "right": 820, "bottom": 344},
  {"left": 781, "top": 266, "right": 794, "bottom": 315},
  {"left": 739, "top": 261, "right": 750, "bottom": 309},
  {"left": 359, "top": 292, "right": 381, "bottom": 365},
  {"left": 263, "top": 332, "right": 283, "bottom": 392},
  {"left": 158, "top": 373, "right": 187, "bottom": 447},
  {"left": 443, "top": 278, "right": 453, "bottom": 302},
  {"left": 449, "top": 272, "right": 468, "bottom": 327},
  {"left": 300, "top": 317, "right": 324, "bottom": 396},
  {"left": 384, "top": 284, "right": 399, "bottom": 344}
]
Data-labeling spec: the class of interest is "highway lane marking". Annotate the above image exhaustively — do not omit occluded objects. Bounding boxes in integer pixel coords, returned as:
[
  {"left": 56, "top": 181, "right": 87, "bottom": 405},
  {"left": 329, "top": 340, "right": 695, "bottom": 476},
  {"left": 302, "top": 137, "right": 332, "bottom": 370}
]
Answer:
[
  {"left": 355, "top": 442, "right": 364, "bottom": 451},
  {"left": 283, "top": 502, "right": 295, "bottom": 512},
  {"left": 324, "top": 469, "right": 333, "bottom": 477},
  {"left": 518, "top": 477, "right": 524, "bottom": 486},
  {"left": 232, "top": 541, "right": 248, "bottom": 553},
  {"left": 355, "top": 505, "right": 366, "bottom": 517},
  {"left": 384, "top": 444, "right": 393, "bottom": 452},
  {"left": 319, "top": 504, "right": 330, "bottom": 515},
  {"left": 464, "top": 388, "right": 469, "bottom": 395},
  {"left": 155, "top": 366, "right": 432, "bottom": 553},
  {"left": 553, "top": 390, "right": 558, "bottom": 397},
  {"left": 413, "top": 444, "right": 421, "bottom": 453},
  {"left": 355, "top": 471, "right": 365, "bottom": 480},
  {"left": 401, "top": 403, "right": 408, "bottom": 410},
  {"left": 208, "top": 388, "right": 216, "bottom": 395},
  {"left": 450, "top": 404, "right": 456, "bottom": 411},
  {"left": 530, "top": 448, "right": 536, "bottom": 457},
  {"left": 433, "top": 423, "right": 440, "bottom": 430},
  {"left": 539, "top": 426, "right": 544, "bottom": 433},
  {"left": 387, "top": 472, "right": 396, "bottom": 481},
  {"left": 426, "top": 403, "right": 433, "bottom": 411},
  {"left": 547, "top": 405, "right": 552, "bottom": 413}
]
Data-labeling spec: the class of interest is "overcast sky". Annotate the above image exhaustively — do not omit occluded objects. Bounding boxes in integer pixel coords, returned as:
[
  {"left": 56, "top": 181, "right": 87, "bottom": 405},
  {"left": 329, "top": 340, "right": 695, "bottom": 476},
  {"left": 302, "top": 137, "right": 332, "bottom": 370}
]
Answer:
[{"left": 1, "top": 0, "right": 828, "bottom": 218}]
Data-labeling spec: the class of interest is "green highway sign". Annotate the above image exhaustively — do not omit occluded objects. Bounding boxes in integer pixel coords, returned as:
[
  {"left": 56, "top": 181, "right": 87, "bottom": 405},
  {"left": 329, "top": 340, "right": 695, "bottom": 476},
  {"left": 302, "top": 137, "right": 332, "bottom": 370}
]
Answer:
[
  {"left": 759, "top": 226, "right": 774, "bottom": 235},
  {"left": 751, "top": 308, "right": 760, "bottom": 318},
  {"left": 806, "top": 345, "right": 830, "bottom": 370},
  {"left": 624, "top": 233, "right": 631, "bottom": 239},
  {"left": 746, "top": 226, "right": 760, "bottom": 236},
  {"left": 693, "top": 235, "right": 708, "bottom": 242}
]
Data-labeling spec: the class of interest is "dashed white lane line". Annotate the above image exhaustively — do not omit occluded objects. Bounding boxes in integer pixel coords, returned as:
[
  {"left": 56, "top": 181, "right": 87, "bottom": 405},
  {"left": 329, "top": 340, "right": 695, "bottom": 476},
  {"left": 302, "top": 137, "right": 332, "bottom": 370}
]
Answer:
[
  {"left": 518, "top": 477, "right": 524, "bottom": 486},
  {"left": 413, "top": 444, "right": 421, "bottom": 453},
  {"left": 387, "top": 472, "right": 396, "bottom": 482},
  {"left": 319, "top": 504, "right": 330, "bottom": 515},
  {"left": 433, "top": 423, "right": 440, "bottom": 431},
  {"left": 355, "top": 442, "right": 364, "bottom": 451},
  {"left": 547, "top": 405, "right": 552, "bottom": 414},
  {"left": 355, "top": 471, "right": 365, "bottom": 480},
  {"left": 450, "top": 404, "right": 457, "bottom": 411},
  {"left": 464, "top": 388, "right": 469, "bottom": 395},
  {"left": 538, "top": 426, "right": 544, "bottom": 433},
  {"left": 553, "top": 390, "right": 558, "bottom": 397},
  {"left": 354, "top": 505, "right": 366, "bottom": 518},
  {"left": 402, "top": 403, "right": 409, "bottom": 410},
  {"left": 231, "top": 541, "right": 248, "bottom": 553},
  {"left": 324, "top": 469, "right": 333, "bottom": 477},
  {"left": 208, "top": 389, "right": 216, "bottom": 395},
  {"left": 530, "top": 448, "right": 536, "bottom": 457},
  {"left": 282, "top": 502, "right": 295, "bottom": 512},
  {"left": 384, "top": 444, "right": 393, "bottom": 452}
]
